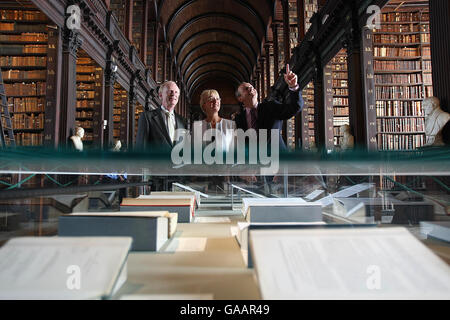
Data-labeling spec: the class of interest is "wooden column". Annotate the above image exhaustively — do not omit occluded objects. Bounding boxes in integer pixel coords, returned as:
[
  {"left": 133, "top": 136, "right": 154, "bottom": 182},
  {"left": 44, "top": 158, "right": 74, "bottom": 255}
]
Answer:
[
  {"left": 346, "top": 1, "right": 370, "bottom": 149},
  {"left": 430, "top": 0, "right": 450, "bottom": 111},
  {"left": 362, "top": 27, "right": 377, "bottom": 150},
  {"left": 297, "top": 0, "right": 305, "bottom": 43},
  {"left": 282, "top": 0, "right": 291, "bottom": 65},
  {"left": 323, "top": 64, "right": 334, "bottom": 150},
  {"left": 152, "top": 22, "right": 160, "bottom": 82},
  {"left": 162, "top": 43, "right": 168, "bottom": 81},
  {"left": 313, "top": 54, "right": 325, "bottom": 148},
  {"left": 44, "top": 26, "right": 62, "bottom": 148},
  {"left": 295, "top": 0, "right": 306, "bottom": 149},
  {"left": 265, "top": 43, "right": 271, "bottom": 94},
  {"left": 92, "top": 67, "right": 105, "bottom": 148},
  {"left": 103, "top": 57, "right": 117, "bottom": 148},
  {"left": 272, "top": 23, "right": 280, "bottom": 77},
  {"left": 260, "top": 58, "right": 266, "bottom": 99},
  {"left": 128, "top": 77, "right": 136, "bottom": 147},
  {"left": 125, "top": 0, "right": 133, "bottom": 42},
  {"left": 140, "top": 0, "right": 149, "bottom": 63},
  {"left": 60, "top": 28, "right": 81, "bottom": 145},
  {"left": 256, "top": 69, "right": 261, "bottom": 103}
]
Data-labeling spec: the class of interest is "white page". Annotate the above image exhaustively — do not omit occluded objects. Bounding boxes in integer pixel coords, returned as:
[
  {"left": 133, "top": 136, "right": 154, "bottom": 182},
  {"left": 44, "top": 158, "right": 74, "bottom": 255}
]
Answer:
[
  {"left": 250, "top": 227, "right": 450, "bottom": 300},
  {"left": 193, "top": 217, "right": 231, "bottom": 223},
  {"left": 0, "top": 237, "right": 132, "bottom": 300},
  {"left": 242, "top": 197, "right": 310, "bottom": 216},
  {"left": 67, "top": 211, "right": 170, "bottom": 218}
]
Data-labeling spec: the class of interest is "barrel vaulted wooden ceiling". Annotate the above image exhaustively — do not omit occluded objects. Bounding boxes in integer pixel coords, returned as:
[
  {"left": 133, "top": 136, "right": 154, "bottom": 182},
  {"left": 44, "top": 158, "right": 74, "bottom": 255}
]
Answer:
[{"left": 156, "top": 0, "right": 277, "bottom": 100}]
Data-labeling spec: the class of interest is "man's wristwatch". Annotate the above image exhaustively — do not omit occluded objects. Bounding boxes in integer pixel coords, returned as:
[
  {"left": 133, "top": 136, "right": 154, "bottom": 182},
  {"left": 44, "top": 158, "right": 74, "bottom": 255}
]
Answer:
[{"left": 289, "top": 84, "right": 300, "bottom": 91}]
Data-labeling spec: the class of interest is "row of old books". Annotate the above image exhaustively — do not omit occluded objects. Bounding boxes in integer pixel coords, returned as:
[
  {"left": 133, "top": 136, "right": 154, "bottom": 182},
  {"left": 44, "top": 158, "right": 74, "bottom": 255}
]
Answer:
[
  {"left": 376, "top": 100, "right": 422, "bottom": 117},
  {"left": 4, "top": 82, "right": 46, "bottom": 96},
  {"left": 377, "top": 117, "right": 425, "bottom": 133},
  {"left": 374, "top": 60, "right": 421, "bottom": 70},
  {"left": 7, "top": 97, "right": 44, "bottom": 113},
  {"left": 2, "top": 69, "right": 46, "bottom": 80},
  {"left": 333, "top": 88, "right": 348, "bottom": 96},
  {"left": 0, "top": 9, "right": 47, "bottom": 21},
  {"left": 377, "top": 132, "right": 424, "bottom": 150},
  {"left": 0, "top": 56, "right": 46, "bottom": 67},
  {"left": 0, "top": 22, "right": 47, "bottom": 33},
  {"left": 0, "top": 33, "right": 47, "bottom": 42},
  {"left": 76, "top": 99, "right": 95, "bottom": 109},
  {"left": 332, "top": 79, "right": 347, "bottom": 88},
  {"left": 334, "top": 106, "right": 349, "bottom": 116},
  {"left": 0, "top": 44, "right": 47, "bottom": 54},
  {"left": 375, "top": 73, "right": 423, "bottom": 84},
  {"left": 332, "top": 71, "right": 347, "bottom": 79},
  {"left": 381, "top": 12, "right": 422, "bottom": 22},
  {"left": 378, "top": 23, "right": 420, "bottom": 33},
  {"left": 14, "top": 132, "right": 43, "bottom": 146},
  {"left": 11, "top": 112, "right": 44, "bottom": 130},
  {"left": 375, "top": 85, "right": 422, "bottom": 100},
  {"left": 76, "top": 110, "right": 93, "bottom": 118},
  {"left": 333, "top": 97, "right": 348, "bottom": 106},
  {"left": 374, "top": 46, "right": 420, "bottom": 57},
  {"left": 373, "top": 34, "right": 422, "bottom": 44}
]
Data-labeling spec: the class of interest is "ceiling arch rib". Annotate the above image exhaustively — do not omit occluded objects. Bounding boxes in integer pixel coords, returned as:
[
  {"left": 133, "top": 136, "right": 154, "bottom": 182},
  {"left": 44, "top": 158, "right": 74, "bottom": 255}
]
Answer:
[
  {"left": 179, "top": 42, "right": 253, "bottom": 75},
  {"left": 185, "top": 62, "right": 246, "bottom": 88},
  {"left": 174, "top": 29, "right": 257, "bottom": 66},
  {"left": 170, "top": 13, "right": 260, "bottom": 57},
  {"left": 187, "top": 66, "right": 244, "bottom": 92},
  {"left": 189, "top": 72, "right": 241, "bottom": 97},
  {"left": 158, "top": 0, "right": 274, "bottom": 101},
  {"left": 183, "top": 53, "right": 251, "bottom": 81},
  {"left": 165, "top": 0, "right": 266, "bottom": 38}
]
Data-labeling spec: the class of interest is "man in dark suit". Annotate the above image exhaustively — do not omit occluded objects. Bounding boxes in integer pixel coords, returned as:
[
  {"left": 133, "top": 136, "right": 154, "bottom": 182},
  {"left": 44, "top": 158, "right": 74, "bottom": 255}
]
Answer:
[
  {"left": 136, "top": 81, "right": 187, "bottom": 150},
  {"left": 136, "top": 81, "right": 187, "bottom": 191},
  {"left": 234, "top": 64, "right": 304, "bottom": 149},
  {"left": 234, "top": 64, "right": 304, "bottom": 188}
]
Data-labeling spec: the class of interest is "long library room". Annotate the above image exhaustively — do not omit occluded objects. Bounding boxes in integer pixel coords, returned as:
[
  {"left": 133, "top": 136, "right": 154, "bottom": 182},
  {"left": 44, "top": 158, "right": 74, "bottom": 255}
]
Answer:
[{"left": 0, "top": 0, "right": 449, "bottom": 303}]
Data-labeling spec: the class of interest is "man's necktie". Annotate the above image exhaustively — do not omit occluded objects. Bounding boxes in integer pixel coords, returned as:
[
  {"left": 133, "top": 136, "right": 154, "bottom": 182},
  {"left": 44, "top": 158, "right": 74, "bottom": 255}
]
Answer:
[
  {"left": 164, "top": 110, "right": 175, "bottom": 142},
  {"left": 250, "top": 108, "right": 257, "bottom": 129}
]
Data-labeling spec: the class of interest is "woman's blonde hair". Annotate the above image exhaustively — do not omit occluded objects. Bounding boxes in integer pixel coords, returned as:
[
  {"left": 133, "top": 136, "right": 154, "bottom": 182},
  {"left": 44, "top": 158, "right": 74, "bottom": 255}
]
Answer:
[{"left": 199, "top": 89, "right": 220, "bottom": 113}]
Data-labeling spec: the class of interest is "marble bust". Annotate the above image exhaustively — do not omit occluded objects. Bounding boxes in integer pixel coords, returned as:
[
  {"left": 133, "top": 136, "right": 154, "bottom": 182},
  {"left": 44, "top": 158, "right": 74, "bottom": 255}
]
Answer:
[
  {"left": 423, "top": 97, "right": 450, "bottom": 146},
  {"left": 70, "top": 127, "right": 84, "bottom": 151}
]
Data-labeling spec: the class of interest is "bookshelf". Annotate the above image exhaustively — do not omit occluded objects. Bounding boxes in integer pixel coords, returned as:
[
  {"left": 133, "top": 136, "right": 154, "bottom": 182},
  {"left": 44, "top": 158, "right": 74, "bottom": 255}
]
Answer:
[
  {"left": 0, "top": 7, "right": 51, "bottom": 146},
  {"left": 330, "top": 49, "right": 349, "bottom": 148},
  {"left": 299, "top": 0, "right": 318, "bottom": 150},
  {"left": 304, "top": 0, "right": 318, "bottom": 32},
  {"left": 301, "top": 81, "right": 315, "bottom": 149},
  {"left": 373, "top": 5, "right": 432, "bottom": 150},
  {"left": 110, "top": 0, "right": 126, "bottom": 35},
  {"left": 132, "top": 0, "right": 143, "bottom": 54},
  {"left": 135, "top": 102, "right": 144, "bottom": 140},
  {"left": 113, "top": 82, "right": 128, "bottom": 145},
  {"left": 76, "top": 51, "right": 103, "bottom": 146}
]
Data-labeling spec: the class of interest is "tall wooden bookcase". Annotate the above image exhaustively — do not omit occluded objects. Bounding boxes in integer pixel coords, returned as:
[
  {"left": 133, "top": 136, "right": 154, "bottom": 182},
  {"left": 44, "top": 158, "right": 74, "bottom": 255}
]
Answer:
[
  {"left": 373, "top": 4, "right": 432, "bottom": 150},
  {"left": 0, "top": 7, "right": 56, "bottom": 146}
]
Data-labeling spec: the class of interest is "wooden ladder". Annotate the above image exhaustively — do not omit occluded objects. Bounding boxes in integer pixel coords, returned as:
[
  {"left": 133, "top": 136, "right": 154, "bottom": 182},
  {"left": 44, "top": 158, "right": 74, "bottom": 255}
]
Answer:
[{"left": 0, "top": 68, "right": 16, "bottom": 147}]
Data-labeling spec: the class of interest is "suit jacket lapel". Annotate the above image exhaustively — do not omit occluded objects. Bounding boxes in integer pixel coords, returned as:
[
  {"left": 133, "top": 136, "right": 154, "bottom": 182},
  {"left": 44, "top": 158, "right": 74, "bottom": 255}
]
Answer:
[{"left": 152, "top": 108, "right": 173, "bottom": 146}]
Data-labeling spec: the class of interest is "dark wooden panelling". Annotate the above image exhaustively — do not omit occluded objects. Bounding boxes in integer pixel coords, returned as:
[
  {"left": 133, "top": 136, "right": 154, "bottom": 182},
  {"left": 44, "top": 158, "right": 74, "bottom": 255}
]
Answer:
[{"left": 430, "top": 0, "right": 450, "bottom": 111}]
